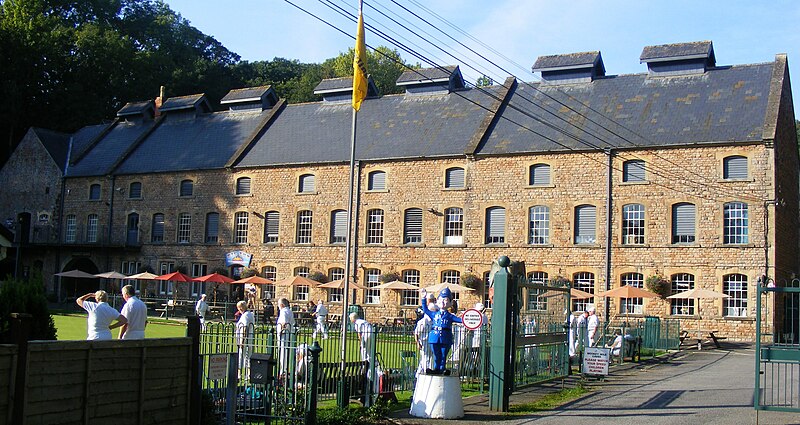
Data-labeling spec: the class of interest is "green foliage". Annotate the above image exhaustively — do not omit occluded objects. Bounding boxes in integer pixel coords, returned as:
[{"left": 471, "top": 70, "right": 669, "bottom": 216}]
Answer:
[
  {"left": 461, "top": 273, "right": 483, "bottom": 291},
  {"left": 379, "top": 271, "right": 401, "bottom": 283},
  {"left": 308, "top": 271, "right": 329, "bottom": 283},
  {"left": 317, "top": 407, "right": 368, "bottom": 425},
  {"left": 240, "top": 267, "right": 258, "bottom": 278},
  {"left": 476, "top": 75, "right": 494, "bottom": 87},
  {"left": 645, "top": 275, "right": 670, "bottom": 299},
  {"left": 0, "top": 272, "right": 57, "bottom": 342}
]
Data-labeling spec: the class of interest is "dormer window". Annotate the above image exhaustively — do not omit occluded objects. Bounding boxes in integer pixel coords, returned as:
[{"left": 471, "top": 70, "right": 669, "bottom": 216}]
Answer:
[
  {"left": 532, "top": 51, "right": 605, "bottom": 84},
  {"left": 640, "top": 40, "right": 715, "bottom": 76},
  {"left": 396, "top": 65, "right": 466, "bottom": 95}
]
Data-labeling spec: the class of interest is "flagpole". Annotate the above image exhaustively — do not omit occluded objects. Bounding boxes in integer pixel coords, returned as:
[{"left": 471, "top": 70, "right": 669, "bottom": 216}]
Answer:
[{"left": 339, "top": 0, "right": 367, "bottom": 408}]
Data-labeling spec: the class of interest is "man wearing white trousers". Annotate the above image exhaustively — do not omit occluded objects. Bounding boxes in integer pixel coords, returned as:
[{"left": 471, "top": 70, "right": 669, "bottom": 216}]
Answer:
[{"left": 313, "top": 299, "right": 329, "bottom": 339}]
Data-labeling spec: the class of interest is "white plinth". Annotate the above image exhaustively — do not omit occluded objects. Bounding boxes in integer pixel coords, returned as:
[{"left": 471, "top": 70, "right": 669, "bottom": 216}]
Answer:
[{"left": 409, "top": 374, "right": 464, "bottom": 419}]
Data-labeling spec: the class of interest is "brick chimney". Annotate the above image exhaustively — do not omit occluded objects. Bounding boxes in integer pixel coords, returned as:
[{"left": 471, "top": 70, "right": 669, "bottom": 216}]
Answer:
[{"left": 154, "top": 85, "right": 165, "bottom": 117}]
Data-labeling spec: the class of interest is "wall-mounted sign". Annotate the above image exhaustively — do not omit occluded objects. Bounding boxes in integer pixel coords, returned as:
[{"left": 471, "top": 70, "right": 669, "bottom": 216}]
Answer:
[{"left": 225, "top": 250, "right": 252, "bottom": 267}]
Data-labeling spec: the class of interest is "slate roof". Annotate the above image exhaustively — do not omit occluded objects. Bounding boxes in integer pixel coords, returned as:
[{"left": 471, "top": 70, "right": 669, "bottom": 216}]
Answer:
[
  {"left": 532, "top": 52, "right": 603, "bottom": 72},
  {"left": 482, "top": 62, "right": 773, "bottom": 155},
  {"left": 114, "top": 109, "right": 272, "bottom": 174},
  {"left": 396, "top": 66, "right": 459, "bottom": 85},
  {"left": 221, "top": 86, "right": 274, "bottom": 104},
  {"left": 640, "top": 41, "right": 714, "bottom": 63},
  {"left": 31, "top": 128, "right": 70, "bottom": 172},
  {"left": 236, "top": 86, "right": 505, "bottom": 167},
  {"left": 160, "top": 94, "right": 211, "bottom": 112},
  {"left": 68, "top": 121, "right": 154, "bottom": 176},
  {"left": 117, "top": 100, "right": 155, "bottom": 117}
]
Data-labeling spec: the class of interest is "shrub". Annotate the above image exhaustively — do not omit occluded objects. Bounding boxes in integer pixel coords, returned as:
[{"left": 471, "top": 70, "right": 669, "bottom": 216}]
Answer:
[
  {"left": 241, "top": 267, "right": 258, "bottom": 278},
  {"left": 308, "top": 271, "right": 329, "bottom": 283},
  {"left": 0, "top": 272, "right": 57, "bottom": 342},
  {"left": 645, "top": 275, "right": 670, "bottom": 299},
  {"left": 379, "top": 271, "right": 401, "bottom": 283},
  {"left": 461, "top": 273, "right": 483, "bottom": 291}
]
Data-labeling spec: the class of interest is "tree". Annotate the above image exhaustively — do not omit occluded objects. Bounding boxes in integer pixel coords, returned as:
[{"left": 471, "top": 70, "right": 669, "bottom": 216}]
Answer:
[
  {"left": 476, "top": 75, "right": 494, "bottom": 87},
  {"left": 0, "top": 272, "right": 57, "bottom": 342}
]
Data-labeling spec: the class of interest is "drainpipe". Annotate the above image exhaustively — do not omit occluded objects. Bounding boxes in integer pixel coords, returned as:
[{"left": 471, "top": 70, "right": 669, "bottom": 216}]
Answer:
[
  {"left": 604, "top": 148, "right": 614, "bottom": 321},
  {"left": 107, "top": 175, "right": 115, "bottom": 272}
]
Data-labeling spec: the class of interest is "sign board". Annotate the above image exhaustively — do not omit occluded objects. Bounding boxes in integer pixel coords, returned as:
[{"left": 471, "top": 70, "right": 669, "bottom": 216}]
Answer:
[
  {"left": 207, "top": 353, "right": 228, "bottom": 380},
  {"left": 225, "top": 250, "right": 252, "bottom": 267},
  {"left": 461, "top": 308, "right": 484, "bottom": 330},
  {"left": 582, "top": 347, "right": 610, "bottom": 376}
]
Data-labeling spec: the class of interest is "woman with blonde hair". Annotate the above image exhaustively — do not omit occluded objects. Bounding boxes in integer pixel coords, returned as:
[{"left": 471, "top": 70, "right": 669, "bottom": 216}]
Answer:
[{"left": 76, "top": 290, "right": 127, "bottom": 340}]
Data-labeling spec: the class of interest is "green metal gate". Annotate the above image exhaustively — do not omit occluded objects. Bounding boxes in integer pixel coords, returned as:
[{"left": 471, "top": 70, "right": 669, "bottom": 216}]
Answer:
[
  {"left": 754, "top": 279, "right": 800, "bottom": 412},
  {"left": 489, "top": 256, "right": 570, "bottom": 411}
]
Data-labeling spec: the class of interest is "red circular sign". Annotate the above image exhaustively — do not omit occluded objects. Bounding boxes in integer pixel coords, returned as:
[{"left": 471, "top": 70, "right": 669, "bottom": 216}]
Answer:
[{"left": 461, "top": 308, "right": 484, "bottom": 330}]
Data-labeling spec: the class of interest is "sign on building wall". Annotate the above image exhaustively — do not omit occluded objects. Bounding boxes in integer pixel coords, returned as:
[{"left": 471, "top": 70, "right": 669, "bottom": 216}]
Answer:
[{"left": 225, "top": 250, "right": 252, "bottom": 267}]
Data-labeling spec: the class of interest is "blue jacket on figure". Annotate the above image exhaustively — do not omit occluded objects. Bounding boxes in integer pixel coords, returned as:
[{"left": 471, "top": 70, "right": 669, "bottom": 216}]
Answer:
[{"left": 421, "top": 288, "right": 462, "bottom": 374}]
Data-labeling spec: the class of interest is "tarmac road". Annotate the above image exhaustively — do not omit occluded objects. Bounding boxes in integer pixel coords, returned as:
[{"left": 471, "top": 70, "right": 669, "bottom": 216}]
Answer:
[{"left": 390, "top": 346, "right": 800, "bottom": 425}]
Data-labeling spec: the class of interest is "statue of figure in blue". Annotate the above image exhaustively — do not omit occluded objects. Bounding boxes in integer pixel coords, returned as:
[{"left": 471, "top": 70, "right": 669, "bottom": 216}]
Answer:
[{"left": 420, "top": 287, "right": 462, "bottom": 375}]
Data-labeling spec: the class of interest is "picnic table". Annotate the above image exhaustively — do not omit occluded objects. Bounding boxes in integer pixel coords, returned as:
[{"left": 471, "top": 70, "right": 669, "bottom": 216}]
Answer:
[
  {"left": 380, "top": 316, "right": 408, "bottom": 326},
  {"left": 680, "top": 329, "right": 726, "bottom": 350}
]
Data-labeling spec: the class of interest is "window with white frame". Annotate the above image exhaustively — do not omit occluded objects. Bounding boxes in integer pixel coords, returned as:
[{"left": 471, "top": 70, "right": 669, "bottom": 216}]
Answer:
[
  {"left": 328, "top": 267, "right": 345, "bottom": 302},
  {"left": 191, "top": 263, "right": 207, "bottom": 296},
  {"left": 264, "top": 211, "right": 279, "bottom": 243},
  {"left": 366, "top": 209, "right": 384, "bottom": 244},
  {"left": 441, "top": 270, "right": 461, "bottom": 301},
  {"left": 527, "top": 271, "right": 548, "bottom": 311},
  {"left": 234, "top": 212, "right": 248, "bottom": 244},
  {"left": 159, "top": 262, "right": 175, "bottom": 294},
  {"left": 670, "top": 273, "right": 695, "bottom": 315},
  {"left": 368, "top": 171, "right": 387, "bottom": 191},
  {"left": 65, "top": 215, "right": 77, "bottom": 243},
  {"left": 572, "top": 272, "right": 595, "bottom": 312},
  {"left": 295, "top": 285, "right": 309, "bottom": 302},
  {"left": 485, "top": 207, "right": 506, "bottom": 244},
  {"left": 444, "top": 167, "right": 465, "bottom": 189},
  {"left": 262, "top": 266, "right": 277, "bottom": 300},
  {"left": 121, "top": 261, "right": 141, "bottom": 293},
  {"left": 86, "top": 214, "right": 98, "bottom": 242},
  {"left": 236, "top": 177, "right": 251, "bottom": 195},
  {"left": 365, "top": 268, "right": 381, "bottom": 304},
  {"left": 672, "top": 203, "right": 696, "bottom": 243},
  {"left": 620, "top": 273, "right": 644, "bottom": 314},
  {"left": 151, "top": 213, "right": 165, "bottom": 242},
  {"left": 296, "top": 210, "right": 313, "bottom": 244},
  {"left": 529, "top": 163, "right": 551, "bottom": 186},
  {"left": 723, "top": 202, "right": 748, "bottom": 244},
  {"left": 723, "top": 274, "right": 748, "bottom": 317},
  {"left": 205, "top": 212, "right": 219, "bottom": 243},
  {"left": 330, "top": 210, "right": 347, "bottom": 244},
  {"left": 402, "top": 269, "right": 420, "bottom": 306},
  {"left": 623, "top": 160, "right": 646, "bottom": 183},
  {"left": 179, "top": 179, "right": 193, "bottom": 197},
  {"left": 723, "top": 155, "right": 748, "bottom": 180},
  {"left": 443, "top": 207, "right": 464, "bottom": 245},
  {"left": 299, "top": 174, "right": 315, "bottom": 193},
  {"left": 177, "top": 213, "right": 191, "bottom": 244},
  {"left": 528, "top": 205, "right": 550, "bottom": 245},
  {"left": 403, "top": 208, "right": 423, "bottom": 244},
  {"left": 89, "top": 184, "right": 101, "bottom": 200},
  {"left": 294, "top": 267, "right": 309, "bottom": 277},
  {"left": 129, "top": 182, "right": 142, "bottom": 199},
  {"left": 622, "top": 204, "right": 645, "bottom": 245},
  {"left": 574, "top": 205, "right": 597, "bottom": 244}
]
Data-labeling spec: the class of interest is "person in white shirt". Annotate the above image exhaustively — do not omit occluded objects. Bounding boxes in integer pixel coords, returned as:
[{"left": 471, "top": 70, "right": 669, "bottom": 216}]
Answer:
[
  {"left": 236, "top": 300, "right": 255, "bottom": 375},
  {"left": 349, "top": 312, "right": 374, "bottom": 364},
  {"left": 312, "top": 299, "right": 329, "bottom": 339},
  {"left": 606, "top": 330, "right": 624, "bottom": 357},
  {"left": 195, "top": 294, "right": 209, "bottom": 329},
  {"left": 414, "top": 293, "right": 436, "bottom": 377},
  {"left": 118, "top": 285, "right": 147, "bottom": 339},
  {"left": 76, "top": 290, "right": 127, "bottom": 340},
  {"left": 587, "top": 305, "right": 600, "bottom": 347},
  {"left": 276, "top": 298, "right": 295, "bottom": 375}
]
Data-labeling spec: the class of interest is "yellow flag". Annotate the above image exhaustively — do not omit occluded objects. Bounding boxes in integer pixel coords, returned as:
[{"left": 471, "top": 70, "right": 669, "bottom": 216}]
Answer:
[{"left": 352, "top": 0, "right": 367, "bottom": 111}]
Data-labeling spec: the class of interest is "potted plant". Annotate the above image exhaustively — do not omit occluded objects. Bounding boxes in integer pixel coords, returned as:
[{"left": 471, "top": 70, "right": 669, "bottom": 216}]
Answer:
[
  {"left": 645, "top": 275, "right": 670, "bottom": 299},
  {"left": 308, "top": 271, "right": 329, "bottom": 283},
  {"left": 549, "top": 275, "right": 571, "bottom": 288},
  {"left": 461, "top": 273, "right": 483, "bottom": 291},
  {"left": 380, "top": 271, "right": 401, "bottom": 283}
]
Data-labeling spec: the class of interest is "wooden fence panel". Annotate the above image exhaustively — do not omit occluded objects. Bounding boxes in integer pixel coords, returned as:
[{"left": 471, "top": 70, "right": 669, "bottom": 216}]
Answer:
[
  {"left": 0, "top": 345, "right": 17, "bottom": 425},
  {"left": 23, "top": 338, "right": 192, "bottom": 425}
]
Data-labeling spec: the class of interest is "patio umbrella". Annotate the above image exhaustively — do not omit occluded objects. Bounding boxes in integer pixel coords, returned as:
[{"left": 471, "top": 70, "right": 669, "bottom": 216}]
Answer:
[
  {"left": 154, "top": 271, "right": 196, "bottom": 301},
  {"left": 424, "top": 282, "right": 475, "bottom": 294},
  {"left": 231, "top": 275, "right": 274, "bottom": 285},
  {"left": 598, "top": 285, "right": 659, "bottom": 325},
  {"left": 667, "top": 288, "right": 730, "bottom": 339},
  {"left": 541, "top": 287, "right": 594, "bottom": 299},
  {"left": 273, "top": 276, "right": 320, "bottom": 287},
  {"left": 124, "top": 272, "right": 159, "bottom": 280},
  {"left": 195, "top": 272, "right": 235, "bottom": 283},
  {"left": 373, "top": 280, "right": 419, "bottom": 290},
  {"left": 55, "top": 269, "right": 99, "bottom": 297},
  {"left": 94, "top": 271, "right": 128, "bottom": 294},
  {"left": 317, "top": 279, "right": 366, "bottom": 290}
]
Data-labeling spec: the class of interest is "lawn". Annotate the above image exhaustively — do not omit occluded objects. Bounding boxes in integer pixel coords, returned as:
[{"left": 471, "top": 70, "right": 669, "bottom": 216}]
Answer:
[{"left": 53, "top": 313, "right": 188, "bottom": 340}]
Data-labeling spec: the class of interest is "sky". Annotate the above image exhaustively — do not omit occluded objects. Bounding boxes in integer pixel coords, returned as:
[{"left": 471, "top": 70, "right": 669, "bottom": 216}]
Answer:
[{"left": 165, "top": 0, "right": 800, "bottom": 112}]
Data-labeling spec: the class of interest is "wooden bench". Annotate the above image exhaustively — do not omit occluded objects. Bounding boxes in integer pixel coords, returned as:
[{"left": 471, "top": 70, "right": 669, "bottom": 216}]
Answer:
[{"left": 318, "top": 360, "right": 368, "bottom": 397}]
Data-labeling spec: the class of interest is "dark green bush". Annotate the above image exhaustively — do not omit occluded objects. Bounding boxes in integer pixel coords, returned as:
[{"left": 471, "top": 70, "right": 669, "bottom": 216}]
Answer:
[{"left": 0, "top": 272, "right": 57, "bottom": 342}]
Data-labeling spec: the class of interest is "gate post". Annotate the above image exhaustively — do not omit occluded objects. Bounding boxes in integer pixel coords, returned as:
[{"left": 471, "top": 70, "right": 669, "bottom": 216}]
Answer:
[
  {"left": 187, "top": 315, "right": 201, "bottom": 425},
  {"left": 305, "top": 341, "right": 323, "bottom": 425},
  {"left": 489, "top": 256, "right": 514, "bottom": 412},
  {"left": 11, "top": 313, "right": 31, "bottom": 425}
]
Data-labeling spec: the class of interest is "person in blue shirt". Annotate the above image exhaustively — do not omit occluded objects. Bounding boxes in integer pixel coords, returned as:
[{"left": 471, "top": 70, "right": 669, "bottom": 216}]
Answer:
[{"left": 420, "top": 287, "right": 462, "bottom": 375}]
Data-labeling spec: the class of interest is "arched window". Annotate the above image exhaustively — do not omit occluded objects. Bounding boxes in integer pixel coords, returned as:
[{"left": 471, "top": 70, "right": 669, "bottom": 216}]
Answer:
[
  {"left": 299, "top": 174, "right": 316, "bottom": 193},
  {"left": 723, "top": 274, "right": 748, "bottom": 317},
  {"left": 151, "top": 213, "right": 165, "bottom": 242},
  {"left": 264, "top": 211, "right": 280, "bottom": 243},
  {"left": 401, "top": 269, "right": 421, "bottom": 305},
  {"left": 623, "top": 160, "right": 646, "bottom": 182},
  {"left": 129, "top": 182, "right": 142, "bottom": 199},
  {"left": 622, "top": 204, "right": 645, "bottom": 245},
  {"left": 528, "top": 163, "right": 551, "bottom": 186},
  {"left": 443, "top": 207, "right": 464, "bottom": 245},
  {"left": 620, "top": 273, "right": 644, "bottom": 314},
  {"left": 572, "top": 272, "right": 595, "bottom": 311},
  {"left": 723, "top": 155, "right": 748, "bottom": 180},
  {"left": 670, "top": 273, "right": 695, "bottom": 315},
  {"left": 235, "top": 177, "right": 251, "bottom": 195},
  {"left": 485, "top": 207, "right": 506, "bottom": 244},
  {"left": 723, "top": 202, "right": 748, "bottom": 244},
  {"left": 672, "top": 203, "right": 696, "bottom": 243},
  {"left": 366, "top": 209, "right": 384, "bottom": 244},
  {"left": 233, "top": 212, "right": 248, "bottom": 244},
  {"left": 444, "top": 167, "right": 465, "bottom": 189},
  {"left": 574, "top": 205, "right": 596, "bottom": 244},
  {"left": 89, "top": 184, "right": 101, "bottom": 200},
  {"left": 368, "top": 171, "right": 387, "bottom": 191},
  {"left": 528, "top": 206, "right": 550, "bottom": 245},
  {"left": 205, "top": 213, "right": 219, "bottom": 243},
  {"left": 527, "top": 272, "right": 548, "bottom": 311},
  {"left": 403, "top": 208, "right": 423, "bottom": 244},
  {"left": 296, "top": 210, "right": 313, "bottom": 244},
  {"left": 179, "top": 179, "right": 194, "bottom": 197}
]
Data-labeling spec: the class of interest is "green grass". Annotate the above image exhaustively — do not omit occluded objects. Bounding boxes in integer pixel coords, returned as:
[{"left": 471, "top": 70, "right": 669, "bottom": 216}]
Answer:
[
  {"left": 508, "top": 386, "right": 590, "bottom": 414},
  {"left": 53, "top": 313, "right": 187, "bottom": 340}
]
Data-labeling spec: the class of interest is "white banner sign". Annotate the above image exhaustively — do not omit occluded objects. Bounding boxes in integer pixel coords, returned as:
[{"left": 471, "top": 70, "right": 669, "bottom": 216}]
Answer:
[{"left": 582, "top": 347, "right": 610, "bottom": 376}]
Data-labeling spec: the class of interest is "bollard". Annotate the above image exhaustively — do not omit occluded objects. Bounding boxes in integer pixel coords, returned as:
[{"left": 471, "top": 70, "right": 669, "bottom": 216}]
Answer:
[{"left": 305, "top": 341, "right": 323, "bottom": 425}]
